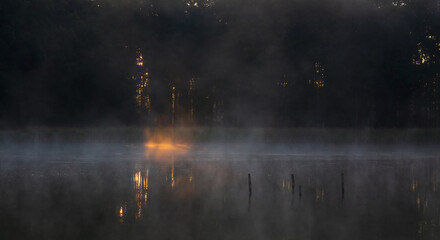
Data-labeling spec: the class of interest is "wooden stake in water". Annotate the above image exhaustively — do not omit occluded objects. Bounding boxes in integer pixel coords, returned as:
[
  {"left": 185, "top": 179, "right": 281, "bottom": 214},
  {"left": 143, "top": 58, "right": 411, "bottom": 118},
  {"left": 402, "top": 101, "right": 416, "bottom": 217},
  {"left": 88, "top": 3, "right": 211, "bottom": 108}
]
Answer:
[
  {"left": 299, "top": 185, "right": 302, "bottom": 199},
  {"left": 248, "top": 173, "right": 252, "bottom": 195},
  {"left": 341, "top": 172, "right": 345, "bottom": 199},
  {"left": 291, "top": 174, "right": 295, "bottom": 194}
]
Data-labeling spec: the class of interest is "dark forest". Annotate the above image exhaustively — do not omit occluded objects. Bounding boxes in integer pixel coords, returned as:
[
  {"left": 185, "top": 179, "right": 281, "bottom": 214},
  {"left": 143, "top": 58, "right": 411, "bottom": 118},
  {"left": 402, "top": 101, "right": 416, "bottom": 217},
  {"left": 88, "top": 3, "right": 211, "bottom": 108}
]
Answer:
[{"left": 1, "top": 0, "right": 440, "bottom": 127}]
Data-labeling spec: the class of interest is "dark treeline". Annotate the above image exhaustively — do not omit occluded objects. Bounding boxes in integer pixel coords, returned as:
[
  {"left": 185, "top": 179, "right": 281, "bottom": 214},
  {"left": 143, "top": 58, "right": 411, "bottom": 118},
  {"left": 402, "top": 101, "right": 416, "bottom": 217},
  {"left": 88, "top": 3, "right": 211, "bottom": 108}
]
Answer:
[{"left": 1, "top": 0, "right": 439, "bottom": 127}]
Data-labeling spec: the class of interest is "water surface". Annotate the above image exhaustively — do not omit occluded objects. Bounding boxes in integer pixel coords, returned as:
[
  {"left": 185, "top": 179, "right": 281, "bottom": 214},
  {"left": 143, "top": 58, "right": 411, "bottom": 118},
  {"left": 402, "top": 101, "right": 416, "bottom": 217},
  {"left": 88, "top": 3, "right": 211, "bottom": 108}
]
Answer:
[{"left": 0, "top": 143, "right": 439, "bottom": 239}]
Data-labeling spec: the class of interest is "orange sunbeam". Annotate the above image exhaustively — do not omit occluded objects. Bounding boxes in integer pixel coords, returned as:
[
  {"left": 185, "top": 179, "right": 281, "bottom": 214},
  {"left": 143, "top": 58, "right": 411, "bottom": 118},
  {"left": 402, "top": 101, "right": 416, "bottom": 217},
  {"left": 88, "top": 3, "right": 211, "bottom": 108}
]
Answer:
[{"left": 144, "top": 128, "right": 191, "bottom": 161}]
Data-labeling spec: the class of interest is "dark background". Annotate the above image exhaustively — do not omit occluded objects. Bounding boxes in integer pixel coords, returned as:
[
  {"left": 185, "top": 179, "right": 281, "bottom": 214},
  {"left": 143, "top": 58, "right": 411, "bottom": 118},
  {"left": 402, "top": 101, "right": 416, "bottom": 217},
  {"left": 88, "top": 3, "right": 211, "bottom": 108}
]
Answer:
[{"left": 1, "top": 0, "right": 439, "bottom": 128}]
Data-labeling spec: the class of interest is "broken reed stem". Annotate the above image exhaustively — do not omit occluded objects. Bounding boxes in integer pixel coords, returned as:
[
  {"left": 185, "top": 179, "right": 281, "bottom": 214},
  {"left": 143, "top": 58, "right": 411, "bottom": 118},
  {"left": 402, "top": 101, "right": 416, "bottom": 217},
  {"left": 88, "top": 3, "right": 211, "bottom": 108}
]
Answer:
[
  {"left": 291, "top": 174, "right": 295, "bottom": 194},
  {"left": 341, "top": 172, "right": 345, "bottom": 199},
  {"left": 248, "top": 173, "right": 252, "bottom": 195}
]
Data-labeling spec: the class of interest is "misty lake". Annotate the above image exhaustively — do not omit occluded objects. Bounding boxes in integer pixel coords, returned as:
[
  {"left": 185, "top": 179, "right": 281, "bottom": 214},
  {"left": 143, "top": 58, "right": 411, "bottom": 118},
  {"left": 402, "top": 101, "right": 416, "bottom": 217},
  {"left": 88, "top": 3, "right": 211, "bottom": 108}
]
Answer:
[
  {"left": 1, "top": 142, "right": 440, "bottom": 240},
  {"left": 3, "top": 0, "right": 440, "bottom": 238}
]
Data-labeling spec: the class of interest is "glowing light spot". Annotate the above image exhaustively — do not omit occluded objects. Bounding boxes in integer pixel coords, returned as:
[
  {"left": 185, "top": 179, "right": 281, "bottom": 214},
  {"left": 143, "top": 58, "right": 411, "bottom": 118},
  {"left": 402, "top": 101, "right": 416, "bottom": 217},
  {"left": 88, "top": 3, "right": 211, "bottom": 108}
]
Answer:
[
  {"left": 119, "top": 203, "right": 127, "bottom": 223},
  {"left": 144, "top": 129, "right": 192, "bottom": 161}
]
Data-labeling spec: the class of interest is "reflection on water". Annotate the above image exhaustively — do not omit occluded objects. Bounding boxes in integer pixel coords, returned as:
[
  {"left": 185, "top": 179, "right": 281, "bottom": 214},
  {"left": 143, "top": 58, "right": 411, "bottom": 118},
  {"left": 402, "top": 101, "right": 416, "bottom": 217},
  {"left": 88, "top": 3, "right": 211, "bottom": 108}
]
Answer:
[
  {"left": 170, "top": 163, "right": 175, "bottom": 189},
  {"left": 2, "top": 157, "right": 440, "bottom": 239},
  {"left": 281, "top": 177, "right": 291, "bottom": 192},
  {"left": 315, "top": 184, "right": 325, "bottom": 201},
  {"left": 119, "top": 203, "right": 127, "bottom": 223},
  {"left": 410, "top": 166, "right": 440, "bottom": 239},
  {"left": 132, "top": 169, "right": 149, "bottom": 220}
]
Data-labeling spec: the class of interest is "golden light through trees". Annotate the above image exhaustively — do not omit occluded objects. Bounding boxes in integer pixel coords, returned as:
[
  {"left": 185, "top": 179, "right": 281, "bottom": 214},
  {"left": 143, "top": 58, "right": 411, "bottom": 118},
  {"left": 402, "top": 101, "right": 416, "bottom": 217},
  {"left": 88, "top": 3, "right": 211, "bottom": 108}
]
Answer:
[
  {"left": 413, "top": 43, "right": 431, "bottom": 65},
  {"left": 116, "top": 0, "right": 440, "bottom": 128},
  {"left": 133, "top": 48, "right": 151, "bottom": 113},
  {"left": 310, "top": 62, "right": 326, "bottom": 89}
]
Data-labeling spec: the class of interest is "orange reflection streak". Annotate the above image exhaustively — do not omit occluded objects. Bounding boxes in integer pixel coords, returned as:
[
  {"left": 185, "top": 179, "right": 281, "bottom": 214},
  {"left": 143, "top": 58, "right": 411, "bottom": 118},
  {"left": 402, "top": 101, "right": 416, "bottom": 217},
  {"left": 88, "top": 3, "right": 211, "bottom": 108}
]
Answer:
[
  {"left": 171, "top": 163, "right": 175, "bottom": 189},
  {"left": 132, "top": 169, "right": 150, "bottom": 220},
  {"left": 145, "top": 142, "right": 190, "bottom": 152},
  {"left": 119, "top": 202, "right": 127, "bottom": 223}
]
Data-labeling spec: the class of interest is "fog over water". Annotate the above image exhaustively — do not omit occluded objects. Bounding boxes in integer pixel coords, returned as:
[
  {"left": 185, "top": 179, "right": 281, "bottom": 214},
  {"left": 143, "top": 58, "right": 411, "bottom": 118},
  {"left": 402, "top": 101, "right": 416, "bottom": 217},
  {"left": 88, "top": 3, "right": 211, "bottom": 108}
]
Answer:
[
  {"left": 2, "top": 0, "right": 440, "bottom": 239},
  {"left": 0, "top": 128, "right": 439, "bottom": 239},
  {"left": 1, "top": 141, "right": 440, "bottom": 239}
]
